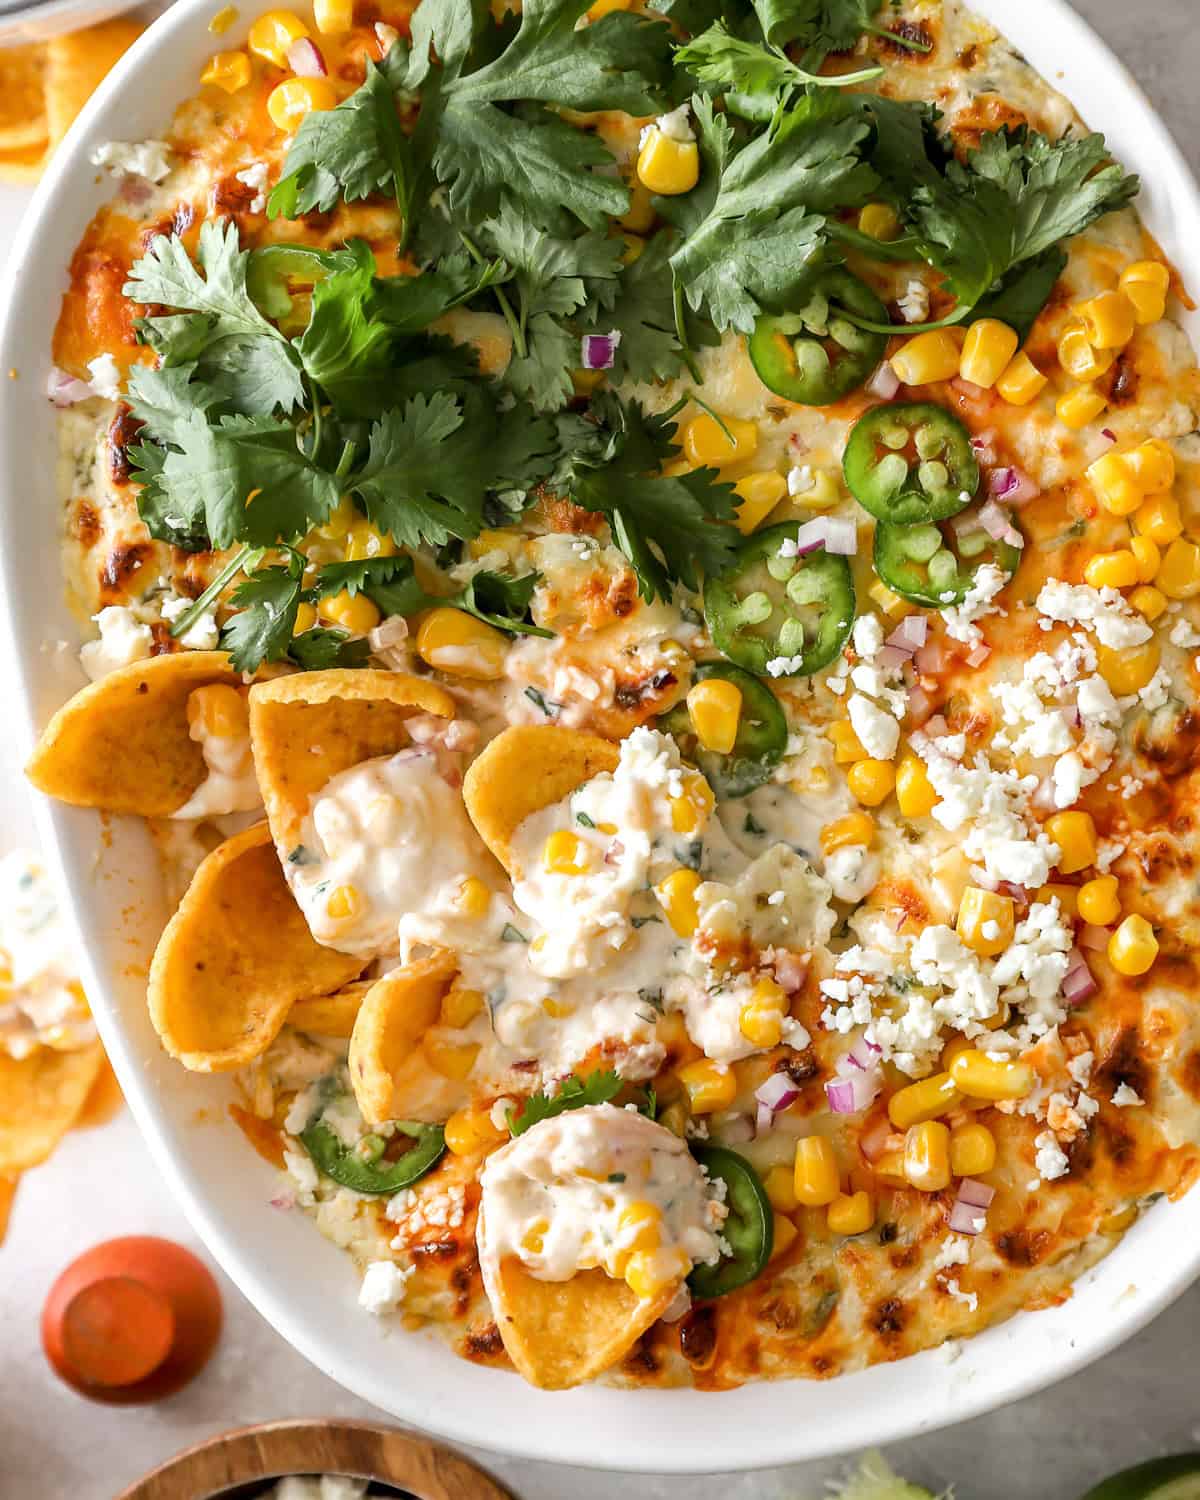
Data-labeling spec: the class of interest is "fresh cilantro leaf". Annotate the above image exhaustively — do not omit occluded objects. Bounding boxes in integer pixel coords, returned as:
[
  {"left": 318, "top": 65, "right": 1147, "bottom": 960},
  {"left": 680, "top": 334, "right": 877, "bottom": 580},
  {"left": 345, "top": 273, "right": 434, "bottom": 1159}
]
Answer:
[
  {"left": 288, "top": 628, "right": 371, "bottom": 669},
  {"left": 503, "top": 311, "right": 578, "bottom": 412},
  {"left": 481, "top": 201, "right": 622, "bottom": 320},
  {"left": 313, "top": 555, "right": 552, "bottom": 637},
  {"left": 457, "top": 570, "right": 553, "bottom": 637},
  {"left": 561, "top": 393, "right": 739, "bottom": 600},
  {"left": 667, "top": 92, "right": 876, "bottom": 332},
  {"left": 752, "top": 0, "right": 925, "bottom": 56},
  {"left": 507, "top": 1068, "right": 624, "bottom": 1135},
  {"left": 974, "top": 246, "right": 1068, "bottom": 343},
  {"left": 295, "top": 241, "right": 396, "bottom": 417},
  {"left": 370, "top": 248, "right": 511, "bottom": 334},
  {"left": 124, "top": 221, "right": 304, "bottom": 415},
  {"left": 219, "top": 560, "right": 305, "bottom": 672},
  {"left": 648, "top": 0, "right": 734, "bottom": 33},
  {"left": 676, "top": 20, "right": 881, "bottom": 97},
  {"left": 350, "top": 391, "right": 492, "bottom": 548},
  {"left": 584, "top": 230, "right": 716, "bottom": 384}
]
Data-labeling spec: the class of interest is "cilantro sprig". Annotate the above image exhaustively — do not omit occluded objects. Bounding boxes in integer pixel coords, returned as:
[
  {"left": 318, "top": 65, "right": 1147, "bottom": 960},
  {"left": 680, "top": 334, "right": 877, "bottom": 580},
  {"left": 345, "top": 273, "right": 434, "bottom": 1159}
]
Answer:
[{"left": 506, "top": 1068, "right": 657, "bottom": 1136}]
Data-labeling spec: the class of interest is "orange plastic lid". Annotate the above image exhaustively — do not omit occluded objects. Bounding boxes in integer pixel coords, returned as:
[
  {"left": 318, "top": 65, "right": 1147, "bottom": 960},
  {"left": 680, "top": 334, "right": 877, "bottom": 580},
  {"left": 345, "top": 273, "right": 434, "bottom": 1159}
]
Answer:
[{"left": 42, "top": 1235, "right": 222, "bottom": 1404}]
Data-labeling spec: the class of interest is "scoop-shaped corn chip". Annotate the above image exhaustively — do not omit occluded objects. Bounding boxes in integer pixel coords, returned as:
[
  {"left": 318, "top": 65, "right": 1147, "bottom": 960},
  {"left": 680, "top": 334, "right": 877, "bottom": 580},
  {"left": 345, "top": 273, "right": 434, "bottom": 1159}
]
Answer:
[
  {"left": 0, "top": 44, "right": 46, "bottom": 152},
  {"left": 462, "top": 725, "right": 618, "bottom": 876},
  {"left": 149, "top": 823, "right": 365, "bottom": 1071},
  {"left": 248, "top": 670, "right": 455, "bottom": 857},
  {"left": 348, "top": 950, "right": 471, "bottom": 1125},
  {"left": 27, "top": 651, "right": 244, "bottom": 817},
  {"left": 288, "top": 981, "right": 373, "bottom": 1040},
  {"left": 479, "top": 1220, "right": 676, "bottom": 1390},
  {"left": 46, "top": 19, "right": 145, "bottom": 148},
  {"left": 0, "top": 1041, "right": 104, "bottom": 1174}
]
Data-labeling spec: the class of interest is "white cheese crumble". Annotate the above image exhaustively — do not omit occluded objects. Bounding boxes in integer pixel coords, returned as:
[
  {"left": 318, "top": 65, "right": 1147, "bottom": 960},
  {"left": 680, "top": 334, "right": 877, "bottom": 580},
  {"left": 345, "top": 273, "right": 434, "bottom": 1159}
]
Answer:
[
  {"left": 1036, "top": 580, "right": 1152, "bottom": 651},
  {"left": 160, "top": 594, "right": 220, "bottom": 651},
  {"left": 86, "top": 353, "right": 122, "bottom": 401},
  {"left": 79, "top": 605, "right": 153, "bottom": 681},
  {"left": 358, "top": 1259, "right": 414, "bottom": 1315},
  {"left": 89, "top": 138, "right": 173, "bottom": 183},
  {"left": 1112, "top": 1083, "right": 1143, "bottom": 1108},
  {"left": 787, "top": 464, "right": 815, "bottom": 496},
  {"left": 941, "top": 563, "right": 1009, "bottom": 646},
  {"left": 1034, "top": 1130, "right": 1070, "bottom": 1181},
  {"left": 898, "top": 279, "right": 931, "bottom": 323},
  {"left": 641, "top": 103, "right": 693, "bottom": 148},
  {"left": 848, "top": 693, "right": 900, "bottom": 760},
  {"left": 235, "top": 161, "right": 270, "bottom": 213}
]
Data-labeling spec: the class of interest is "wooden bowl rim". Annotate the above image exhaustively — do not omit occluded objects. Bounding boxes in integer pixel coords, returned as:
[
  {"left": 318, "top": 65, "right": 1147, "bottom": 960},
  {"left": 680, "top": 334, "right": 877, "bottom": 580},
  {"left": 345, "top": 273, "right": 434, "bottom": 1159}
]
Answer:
[{"left": 114, "top": 1418, "right": 516, "bottom": 1500}]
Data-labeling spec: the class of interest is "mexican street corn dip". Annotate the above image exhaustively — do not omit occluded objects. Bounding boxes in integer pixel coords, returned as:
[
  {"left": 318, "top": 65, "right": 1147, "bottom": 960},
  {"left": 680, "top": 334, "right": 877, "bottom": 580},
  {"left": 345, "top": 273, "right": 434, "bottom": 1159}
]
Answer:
[{"left": 28, "top": 0, "right": 1200, "bottom": 1389}]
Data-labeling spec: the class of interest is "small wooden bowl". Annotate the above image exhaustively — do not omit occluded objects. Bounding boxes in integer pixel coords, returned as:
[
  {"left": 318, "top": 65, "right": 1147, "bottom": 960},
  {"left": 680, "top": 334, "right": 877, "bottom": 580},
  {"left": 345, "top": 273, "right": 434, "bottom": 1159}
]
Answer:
[{"left": 114, "top": 1419, "right": 517, "bottom": 1500}]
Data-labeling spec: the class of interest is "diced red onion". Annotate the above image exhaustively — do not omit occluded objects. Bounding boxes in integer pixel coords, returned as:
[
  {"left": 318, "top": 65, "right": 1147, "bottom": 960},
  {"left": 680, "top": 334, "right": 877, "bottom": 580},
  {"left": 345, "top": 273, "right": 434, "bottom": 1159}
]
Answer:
[
  {"left": 269, "top": 1190, "right": 296, "bottom": 1211},
  {"left": 875, "top": 644, "right": 912, "bottom": 671},
  {"left": 987, "top": 465, "right": 1039, "bottom": 507},
  {"left": 887, "top": 615, "right": 928, "bottom": 653},
  {"left": 907, "top": 685, "right": 934, "bottom": 726},
  {"left": 581, "top": 331, "right": 620, "bottom": 370},
  {"left": 1063, "top": 949, "right": 1098, "bottom": 1005},
  {"left": 859, "top": 1112, "right": 895, "bottom": 1163},
  {"left": 1101, "top": 427, "right": 1117, "bottom": 444},
  {"left": 970, "top": 867, "right": 999, "bottom": 892},
  {"left": 790, "top": 516, "right": 857, "bottom": 557},
  {"left": 978, "top": 499, "right": 1023, "bottom": 547},
  {"left": 996, "top": 881, "right": 1031, "bottom": 917},
  {"left": 970, "top": 432, "right": 997, "bottom": 466},
  {"left": 866, "top": 362, "right": 901, "bottom": 400},
  {"left": 755, "top": 1101, "right": 775, "bottom": 1136},
  {"left": 1079, "top": 923, "right": 1110, "bottom": 952},
  {"left": 287, "top": 37, "right": 327, "bottom": 75},
  {"left": 755, "top": 1072, "right": 800, "bottom": 1114},
  {"left": 948, "top": 1200, "right": 989, "bottom": 1235},
  {"left": 965, "top": 642, "right": 991, "bottom": 668},
  {"left": 914, "top": 642, "right": 944, "bottom": 676},
  {"left": 826, "top": 1069, "right": 879, "bottom": 1114},
  {"left": 957, "top": 1178, "right": 995, "bottom": 1209},
  {"left": 769, "top": 949, "right": 808, "bottom": 992},
  {"left": 46, "top": 366, "right": 94, "bottom": 407},
  {"left": 845, "top": 1034, "right": 882, "bottom": 1071}
]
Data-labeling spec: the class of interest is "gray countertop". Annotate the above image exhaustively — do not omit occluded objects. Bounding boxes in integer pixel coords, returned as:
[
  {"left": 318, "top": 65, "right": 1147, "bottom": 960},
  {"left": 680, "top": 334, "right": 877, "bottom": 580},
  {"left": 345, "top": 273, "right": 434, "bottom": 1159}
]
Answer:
[{"left": 3, "top": 2, "right": 1199, "bottom": 1497}]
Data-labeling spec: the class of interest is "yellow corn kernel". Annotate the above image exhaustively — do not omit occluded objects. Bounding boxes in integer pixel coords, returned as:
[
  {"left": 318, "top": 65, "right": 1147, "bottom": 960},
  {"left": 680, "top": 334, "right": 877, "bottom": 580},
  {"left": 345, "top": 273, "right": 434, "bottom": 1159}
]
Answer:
[
  {"left": 769, "top": 1212, "right": 799, "bottom": 1262},
  {"left": 1087, "top": 451, "right": 1143, "bottom": 517},
  {"left": 1078, "top": 875, "right": 1121, "bottom": 927},
  {"left": 542, "top": 829, "right": 590, "bottom": 876},
  {"left": 571, "top": 368, "right": 605, "bottom": 397},
  {"left": 656, "top": 868, "right": 702, "bottom": 937},
  {"left": 996, "top": 351, "right": 1048, "bottom": 406},
  {"left": 617, "top": 1200, "right": 663, "bottom": 1256},
  {"left": 820, "top": 811, "right": 876, "bottom": 854},
  {"left": 904, "top": 1120, "right": 951, "bottom": 1192},
  {"left": 687, "top": 677, "right": 743, "bottom": 755},
  {"left": 267, "top": 76, "right": 336, "bottom": 132},
  {"left": 1158, "top": 537, "right": 1200, "bottom": 600},
  {"left": 1055, "top": 387, "right": 1108, "bottom": 430},
  {"left": 1038, "top": 883, "right": 1080, "bottom": 919},
  {"left": 827, "top": 1190, "right": 874, "bottom": 1236},
  {"left": 319, "top": 590, "right": 381, "bottom": 634},
  {"left": 670, "top": 771, "right": 716, "bottom": 836},
  {"left": 313, "top": 0, "right": 353, "bottom": 30},
  {"left": 793, "top": 1135, "right": 840, "bottom": 1207},
  {"left": 765, "top": 1164, "right": 799, "bottom": 1213},
  {"left": 1130, "top": 535, "right": 1161, "bottom": 583},
  {"left": 677, "top": 1057, "right": 737, "bottom": 1113},
  {"left": 793, "top": 469, "right": 842, "bottom": 512},
  {"left": 858, "top": 202, "right": 902, "bottom": 241},
  {"left": 619, "top": 179, "right": 656, "bottom": 233},
  {"left": 1136, "top": 492, "right": 1183, "bottom": 546},
  {"left": 326, "top": 884, "right": 361, "bottom": 921},
  {"left": 1100, "top": 1204, "right": 1139, "bottom": 1235},
  {"left": 739, "top": 979, "right": 787, "bottom": 1048},
  {"left": 895, "top": 753, "right": 937, "bottom": 818},
  {"left": 846, "top": 757, "right": 896, "bottom": 808},
  {"left": 733, "top": 470, "right": 787, "bottom": 534},
  {"left": 416, "top": 606, "right": 509, "bottom": 679},
  {"left": 458, "top": 877, "right": 491, "bottom": 919},
  {"left": 293, "top": 601, "right": 317, "bottom": 635},
  {"left": 423, "top": 1036, "right": 480, "bottom": 1080},
  {"left": 1129, "top": 585, "right": 1168, "bottom": 621},
  {"left": 1120, "top": 260, "right": 1170, "bottom": 324},
  {"left": 887, "top": 1071, "right": 961, "bottom": 1130},
  {"left": 345, "top": 521, "right": 397, "bottom": 561},
  {"left": 439, "top": 986, "right": 485, "bottom": 1029},
  {"left": 1057, "top": 319, "right": 1116, "bottom": 383},
  {"left": 872, "top": 1148, "right": 907, "bottom": 1184},
  {"left": 521, "top": 1219, "right": 548, "bottom": 1256},
  {"left": 683, "top": 412, "right": 758, "bottom": 469},
  {"left": 444, "top": 1107, "right": 505, "bottom": 1156},
  {"left": 249, "top": 8, "right": 308, "bottom": 63},
  {"left": 891, "top": 329, "right": 963, "bottom": 387},
  {"left": 959, "top": 319, "right": 1019, "bottom": 389},
  {"left": 956, "top": 886, "right": 1016, "bottom": 958},
  {"left": 1045, "top": 809, "right": 1098, "bottom": 875},
  {"left": 1084, "top": 549, "right": 1140, "bottom": 590},
  {"left": 1125, "top": 439, "right": 1175, "bottom": 497},
  {"left": 949, "top": 1120, "right": 997, "bottom": 1178},
  {"left": 188, "top": 683, "right": 248, "bottom": 739},
  {"left": 625, "top": 1246, "right": 688, "bottom": 1298},
  {"left": 869, "top": 578, "right": 908, "bottom": 618},
  {"left": 1096, "top": 639, "right": 1161, "bottom": 695},
  {"left": 468, "top": 528, "right": 524, "bottom": 562},
  {"left": 209, "top": 4, "right": 238, "bottom": 33},
  {"left": 636, "top": 128, "right": 699, "bottom": 196},
  {"left": 201, "top": 49, "right": 252, "bottom": 92},
  {"left": 949, "top": 1048, "right": 1034, "bottom": 1102},
  {"left": 1075, "top": 290, "right": 1137, "bottom": 349},
  {"left": 320, "top": 495, "right": 357, "bottom": 540},
  {"left": 828, "top": 721, "right": 867, "bottom": 765},
  {"left": 1108, "top": 913, "right": 1159, "bottom": 976},
  {"left": 541, "top": 996, "right": 574, "bottom": 1019},
  {"left": 618, "top": 232, "right": 646, "bottom": 265}
]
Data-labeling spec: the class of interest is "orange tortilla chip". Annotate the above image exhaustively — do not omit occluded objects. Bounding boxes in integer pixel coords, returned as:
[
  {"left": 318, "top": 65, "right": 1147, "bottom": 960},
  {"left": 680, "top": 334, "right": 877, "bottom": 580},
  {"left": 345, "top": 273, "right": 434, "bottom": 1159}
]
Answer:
[
  {"left": 0, "top": 140, "right": 48, "bottom": 183},
  {"left": 248, "top": 669, "right": 455, "bottom": 858},
  {"left": 0, "top": 1041, "right": 105, "bottom": 1174},
  {"left": 348, "top": 950, "right": 470, "bottom": 1125},
  {"left": 26, "top": 651, "right": 245, "bottom": 817},
  {"left": 0, "top": 44, "right": 46, "bottom": 152},
  {"left": 46, "top": 19, "right": 144, "bottom": 147},
  {"left": 148, "top": 823, "right": 365, "bottom": 1071},
  {"left": 463, "top": 725, "right": 618, "bottom": 876},
  {"left": 288, "top": 980, "right": 372, "bottom": 1040},
  {"left": 482, "top": 1243, "right": 676, "bottom": 1390},
  {"left": 0, "top": 1175, "right": 17, "bottom": 1244}
]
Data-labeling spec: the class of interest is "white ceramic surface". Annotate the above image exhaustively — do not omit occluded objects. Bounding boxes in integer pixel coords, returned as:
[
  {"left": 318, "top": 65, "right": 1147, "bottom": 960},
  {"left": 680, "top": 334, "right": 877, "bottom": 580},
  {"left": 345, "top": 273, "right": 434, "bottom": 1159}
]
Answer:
[{"left": 3, "top": 0, "right": 1200, "bottom": 1474}]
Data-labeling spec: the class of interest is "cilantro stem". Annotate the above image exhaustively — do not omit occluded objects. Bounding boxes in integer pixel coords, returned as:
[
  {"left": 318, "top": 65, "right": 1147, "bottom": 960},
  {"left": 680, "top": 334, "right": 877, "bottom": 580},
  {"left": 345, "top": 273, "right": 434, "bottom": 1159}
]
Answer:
[
  {"left": 826, "top": 220, "right": 918, "bottom": 264},
  {"left": 305, "top": 375, "right": 325, "bottom": 465},
  {"left": 460, "top": 230, "right": 526, "bottom": 360},
  {"left": 168, "top": 546, "right": 251, "bottom": 641},
  {"left": 686, "top": 391, "right": 735, "bottom": 447},
  {"left": 865, "top": 22, "right": 933, "bottom": 54},
  {"left": 837, "top": 301, "right": 974, "bottom": 336},
  {"left": 672, "top": 277, "right": 703, "bottom": 386},
  {"left": 335, "top": 439, "right": 358, "bottom": 478}
]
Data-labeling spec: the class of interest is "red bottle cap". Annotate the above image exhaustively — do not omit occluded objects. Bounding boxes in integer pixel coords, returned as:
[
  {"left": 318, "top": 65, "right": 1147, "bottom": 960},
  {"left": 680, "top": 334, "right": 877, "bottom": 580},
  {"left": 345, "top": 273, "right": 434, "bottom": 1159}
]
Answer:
[{"left": 42, "top": 1235, "right": 222, "bottom": 1404}]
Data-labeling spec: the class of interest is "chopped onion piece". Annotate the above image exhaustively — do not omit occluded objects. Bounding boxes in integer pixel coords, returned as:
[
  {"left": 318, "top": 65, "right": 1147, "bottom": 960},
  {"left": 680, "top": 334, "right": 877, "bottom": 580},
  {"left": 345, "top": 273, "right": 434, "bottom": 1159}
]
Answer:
[
  {"left": 948, "top": 1200, "right": 988, "bottom": 1235},
  {"left": 977, "top": 499, "right": 1023, "bottom": 547},
  {"left": 875, "top": 644, "right": 912, "bottom": 671},
  {"left": 858, "top": 1112, "right": 895, "bottom": 1162},
  {"left": 1063, "top": 949, "right": 1097, "bottom": 1005},
  {"left": 755, "top": 1072, "right": 800, "bottom": 1114},
  {"left": 581, "top": 330, "right": 620, "bottom": 370},
  {"left": 987, "top": 465, "right": 1039, "bottom": 506},
  {"left": 914, "top": 641, "right": 944, "bottom": 676},
  {"left": 46, "top": 367, "right": 94, "bottom": 407},
  {"left": 825, "top": 1069, "right": 879, "bottom": 1114},
  {"left": 866, "top": 362, "right": 901, "bottom": 400},
  {"left": 1078, "top": 923, "right": 1110, "bottom": 952},
  {"left": 957, "top": 1178, "right": 995, "bottom": 1209},
  {"left": 822, "top": 517, "right": 858, "bottom": 555},
  {"left": 922, "top": 713, "right": 949, "bottom": 740},
  {"left": 965, "top": 642, "right": 991, "bottom": 668},
  {"left": 287, "top": 37, "right": 327, "bottom": 75},
  {"left": 887, "top": 615, "right": 928, "bottom": 653}
]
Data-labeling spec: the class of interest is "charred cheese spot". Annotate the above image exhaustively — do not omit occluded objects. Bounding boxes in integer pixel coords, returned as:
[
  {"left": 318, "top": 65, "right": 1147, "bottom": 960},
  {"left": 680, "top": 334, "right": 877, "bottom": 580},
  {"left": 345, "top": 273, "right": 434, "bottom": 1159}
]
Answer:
[
  {"left": 679, "top": 1303, "right": 718, "bottom": 1370},
  {"left": 870, "top": 1297, "right": 906, "bottom": 1337},
  {"left": 100, "top": 540, "right": 155, "bottom": 600},
  {"left": 106, "top": 404, "right": 143, "bottom": 486}
]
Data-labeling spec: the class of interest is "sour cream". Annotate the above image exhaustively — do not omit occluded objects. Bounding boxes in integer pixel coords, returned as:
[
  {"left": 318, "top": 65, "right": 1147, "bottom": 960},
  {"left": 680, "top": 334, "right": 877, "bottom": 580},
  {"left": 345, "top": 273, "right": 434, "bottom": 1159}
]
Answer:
[{"left": 171, "top": 688, "right": 262, "bottom": 820}]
